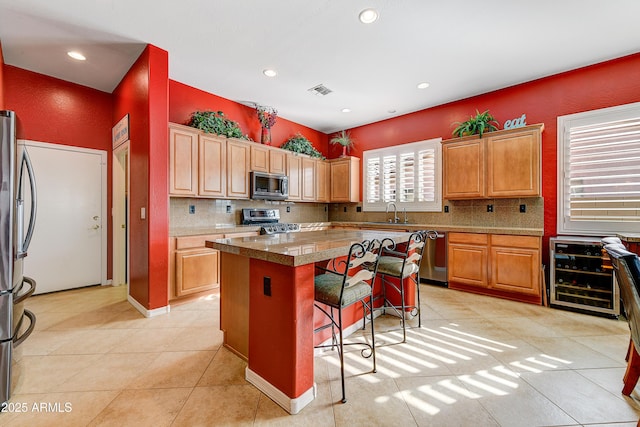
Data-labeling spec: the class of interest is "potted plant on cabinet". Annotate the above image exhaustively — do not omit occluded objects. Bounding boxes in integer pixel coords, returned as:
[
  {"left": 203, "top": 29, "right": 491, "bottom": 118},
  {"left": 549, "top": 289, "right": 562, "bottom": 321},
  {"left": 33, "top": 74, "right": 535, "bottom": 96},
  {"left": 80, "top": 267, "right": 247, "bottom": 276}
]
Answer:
[
  {"left": 452, "top": 110, "right": 500, "bottom": 138},
  {"left": 281, "top": 133, "right": 325, "bottom": 159},
  {"left": 330, "top": 130, "right": 354, "bottom": 157},
  {"left": 187, "top": 110, "right": 247, "bottom": 139}
]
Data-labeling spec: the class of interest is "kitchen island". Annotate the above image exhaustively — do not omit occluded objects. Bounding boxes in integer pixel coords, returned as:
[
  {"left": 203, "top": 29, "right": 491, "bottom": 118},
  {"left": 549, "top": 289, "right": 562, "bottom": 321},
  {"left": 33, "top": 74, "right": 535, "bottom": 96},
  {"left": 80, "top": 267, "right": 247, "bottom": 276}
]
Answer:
[{"left": 207, "top": 229, "right": 411, "bottom": 414}]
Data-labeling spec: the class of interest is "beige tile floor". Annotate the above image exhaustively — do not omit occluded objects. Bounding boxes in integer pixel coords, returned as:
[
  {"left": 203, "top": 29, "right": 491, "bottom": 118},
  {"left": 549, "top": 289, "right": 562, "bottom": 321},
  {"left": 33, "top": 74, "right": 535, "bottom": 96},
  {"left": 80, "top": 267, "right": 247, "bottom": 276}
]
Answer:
[{"left": 2, "top": 283, "right": 640, "bottom": 426}]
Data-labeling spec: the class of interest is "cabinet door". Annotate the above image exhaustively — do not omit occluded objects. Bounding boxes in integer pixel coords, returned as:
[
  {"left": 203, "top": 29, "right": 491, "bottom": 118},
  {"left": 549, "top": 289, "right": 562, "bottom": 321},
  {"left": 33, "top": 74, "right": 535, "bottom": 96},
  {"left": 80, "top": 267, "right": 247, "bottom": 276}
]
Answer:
[
  {"left": 175, "top": 248, "right": 220, "bottom": 296},
  {"left": 302, "top": 157, "right": 316, "bottom": 201},
  {"left": 287, "top": 154, "right": 302, "bottom": 201},
  {"left": 316, "top": 160, "right": 329, "bottom": 202},
  {"left": 199, "top": 134, "right": 226, "bottom": 197},
  {"left": 490, "top": 235, "right": 541, "bottom": 297},
  {"left": 226, "top": 139, "right": 250, "bottom": 199},
  {"left": 169, "top": 124, "right": 198, "bottom": 196},
  {"left": 250, "top": 145, "right": 270, "bottom": 172},
  {"left": 330, "top": 157, "right": 360, "bottom": 202},
  {"left": 269, "top": 149, "right": 286, "bottom": 175},
  {"left": 447, "top": 233, "right": 488, "bottom": 288},
  {"left": 487, "top": 128, "right": 540, "bottom": 197},
  {"left": 442, "top": 139, "right": 484, "bottom": 199}
]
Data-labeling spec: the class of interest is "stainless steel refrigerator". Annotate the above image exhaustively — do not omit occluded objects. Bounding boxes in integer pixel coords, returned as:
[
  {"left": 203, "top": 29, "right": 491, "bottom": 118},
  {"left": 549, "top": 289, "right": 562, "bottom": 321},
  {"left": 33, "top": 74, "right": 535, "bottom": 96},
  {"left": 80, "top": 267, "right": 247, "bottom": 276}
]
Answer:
[{"left": 0, "top": 110, "right": 37, "bottom": 405}]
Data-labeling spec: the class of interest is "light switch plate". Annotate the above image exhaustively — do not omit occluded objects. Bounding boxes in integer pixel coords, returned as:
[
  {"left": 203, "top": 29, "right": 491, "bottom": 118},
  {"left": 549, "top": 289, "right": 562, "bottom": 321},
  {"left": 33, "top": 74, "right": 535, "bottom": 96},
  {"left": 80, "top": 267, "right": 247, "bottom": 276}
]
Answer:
[{"left": 140, "top": 207, "right": 146, "bottom": 219}]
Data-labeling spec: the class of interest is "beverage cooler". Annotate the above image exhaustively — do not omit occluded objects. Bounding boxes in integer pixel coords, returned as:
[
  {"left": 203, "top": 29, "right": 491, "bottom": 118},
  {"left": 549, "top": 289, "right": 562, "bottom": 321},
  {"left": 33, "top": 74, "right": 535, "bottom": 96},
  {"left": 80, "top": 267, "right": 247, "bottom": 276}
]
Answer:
[{"left": 549, "top": 236, "right": 619, "bottom": 317}]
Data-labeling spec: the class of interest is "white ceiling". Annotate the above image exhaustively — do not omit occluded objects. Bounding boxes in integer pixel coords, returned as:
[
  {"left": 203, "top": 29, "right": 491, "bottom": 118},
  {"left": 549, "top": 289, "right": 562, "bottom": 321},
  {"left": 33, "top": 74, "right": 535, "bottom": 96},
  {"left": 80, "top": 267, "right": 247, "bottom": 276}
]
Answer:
[{"left": 1, "top": 0, "right": 639, "bottom": 134}]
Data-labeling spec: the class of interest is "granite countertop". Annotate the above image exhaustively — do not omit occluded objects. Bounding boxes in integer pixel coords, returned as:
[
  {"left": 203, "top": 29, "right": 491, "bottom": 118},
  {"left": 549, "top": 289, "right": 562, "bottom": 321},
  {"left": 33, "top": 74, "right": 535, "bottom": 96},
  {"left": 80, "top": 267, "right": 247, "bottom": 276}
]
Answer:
[
  {"left": 206, "top": 229, "right": 411, "bottom": 267},
  {"left": 618, "top": 233, "right": 640, "bottom": 243},
  {"left": 172, "top": 221, "right": 542, "bottom": 237},
  {"left": 330, "top": 222, "right": 544, "bottom": 237}
]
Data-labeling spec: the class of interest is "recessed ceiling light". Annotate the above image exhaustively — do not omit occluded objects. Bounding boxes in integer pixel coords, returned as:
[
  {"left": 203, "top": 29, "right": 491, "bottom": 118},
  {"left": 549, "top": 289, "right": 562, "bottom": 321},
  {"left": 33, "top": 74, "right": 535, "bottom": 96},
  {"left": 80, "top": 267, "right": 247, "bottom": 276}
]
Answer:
[
  {"left": 341, "top": 108, "right": 351, "bottom": 113},
  {"left": 359, "top": 8, "right": 379, "bottom": 24},
  {"left": 263, "top": 69, "right": 277, "bottom": 77},
  {"left": 67, "top": 51, "right": 86, "bottom": 61},
  {"left": 417, "top": 82, "right": 430, "bottom": 89}
]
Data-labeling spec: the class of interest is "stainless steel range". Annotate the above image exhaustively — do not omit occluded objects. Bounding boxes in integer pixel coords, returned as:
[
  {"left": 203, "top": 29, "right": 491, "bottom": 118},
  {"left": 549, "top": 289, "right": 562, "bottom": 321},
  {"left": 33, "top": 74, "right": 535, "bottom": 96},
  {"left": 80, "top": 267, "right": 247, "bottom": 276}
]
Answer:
[{"left": 241, "top": 208, "right": 300, "bottom": 235}]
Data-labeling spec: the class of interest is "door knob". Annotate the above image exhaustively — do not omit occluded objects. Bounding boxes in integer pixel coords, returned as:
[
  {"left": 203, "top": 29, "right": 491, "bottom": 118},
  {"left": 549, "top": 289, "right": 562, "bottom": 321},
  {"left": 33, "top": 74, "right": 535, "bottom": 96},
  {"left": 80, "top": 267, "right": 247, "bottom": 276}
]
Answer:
[{"left": 93, "top": 216, "right": 99, "bottom": 220}]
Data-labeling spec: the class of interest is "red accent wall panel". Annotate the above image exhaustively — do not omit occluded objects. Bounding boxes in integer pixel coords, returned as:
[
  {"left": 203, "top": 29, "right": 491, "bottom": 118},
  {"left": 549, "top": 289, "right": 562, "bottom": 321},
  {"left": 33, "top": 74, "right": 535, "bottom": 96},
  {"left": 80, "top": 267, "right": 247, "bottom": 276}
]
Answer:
[
  {"left": 169, "top": 80, "right": 329, "bottom": 155},
  {"left": 112, "top": 45, "right": 169, "bottom": 310},
  {"left": 3, "top": 64, "right": 114, "bottom": 279},
  {"left": 348, "top": 52, "right": 640, "bottom": 246}
]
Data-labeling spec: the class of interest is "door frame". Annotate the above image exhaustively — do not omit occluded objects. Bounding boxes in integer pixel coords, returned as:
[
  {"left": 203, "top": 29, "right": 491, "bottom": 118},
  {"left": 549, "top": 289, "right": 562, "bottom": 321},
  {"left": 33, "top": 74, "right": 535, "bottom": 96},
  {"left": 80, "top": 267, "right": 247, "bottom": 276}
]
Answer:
[
  {"left": 18, "top": 139, "right": 108, "bottom": 287},
  {"left": 113, "top": 141, "right": 130, "bottom": 290}
]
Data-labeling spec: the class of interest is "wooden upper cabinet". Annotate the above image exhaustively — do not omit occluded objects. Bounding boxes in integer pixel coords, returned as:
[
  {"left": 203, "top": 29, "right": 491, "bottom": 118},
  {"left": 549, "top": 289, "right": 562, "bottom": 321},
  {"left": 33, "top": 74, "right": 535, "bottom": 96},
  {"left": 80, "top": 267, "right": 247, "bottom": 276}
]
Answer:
[
  {"left": 169, "top": 123, "right": 198, "bottom": 196},
  {"left": 442, "top": 139, "right": 484, "bottom": 199},
  {"left": 442, "top": 124, "right": 543, "bottom": 200},
  {"left": 250, "top": 145, "right": 287, "bottom": 175},
  {"left": 330, "top": 156, "right": 360, "bottom": 202},
  {"left": 302, "top": 157, "right": 316, "bottom": 201},
  {"left": 226, "top": 138, "right": 251, "bottom": 199},
  {"left": 250, "top": 145, "right": 270, "bottom": 172},
  {"left": 199, "top": 134, "right": 226, "bottom": 197},
  {"left": 269, "top": 149, "right": 286, "bottom": 175},
  {"left": 486, "top": 127, "right": 541, "bottom": 197},
  {"left": 316, "top": 160, "right": 329, "bottom": 202},
  {"left": 286, "top": 153, "right": 302, "bottom": 201}
]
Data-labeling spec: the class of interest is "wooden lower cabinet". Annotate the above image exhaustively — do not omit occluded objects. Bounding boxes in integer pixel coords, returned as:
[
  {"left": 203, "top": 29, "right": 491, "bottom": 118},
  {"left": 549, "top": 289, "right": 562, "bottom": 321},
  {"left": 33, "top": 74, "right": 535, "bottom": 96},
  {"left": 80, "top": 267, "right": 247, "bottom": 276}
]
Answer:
[
  {"left": 448, "top": 232, "right": 541, "bottom": 304},
  {"left": 170, "top": 234, "right": 222, "bottom": 301}
]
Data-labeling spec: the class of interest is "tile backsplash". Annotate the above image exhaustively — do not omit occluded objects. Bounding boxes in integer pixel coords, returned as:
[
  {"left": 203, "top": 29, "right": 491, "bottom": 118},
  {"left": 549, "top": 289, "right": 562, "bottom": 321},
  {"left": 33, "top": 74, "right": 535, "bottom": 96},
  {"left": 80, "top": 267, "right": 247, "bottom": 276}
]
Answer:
[
  {"left": 171, "top": 197, "right": 543, "bottom": 230},
  {"left": 328, "top": 197, "right": 544, "bottom": 229},
  {"left": 170, "top": 198, "right": 329, "bottom": 229}
]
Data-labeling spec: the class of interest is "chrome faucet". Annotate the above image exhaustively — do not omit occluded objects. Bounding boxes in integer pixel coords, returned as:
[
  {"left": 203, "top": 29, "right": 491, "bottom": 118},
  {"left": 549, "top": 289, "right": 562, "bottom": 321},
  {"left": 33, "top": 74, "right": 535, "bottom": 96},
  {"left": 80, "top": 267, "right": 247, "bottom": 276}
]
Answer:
[{"left": 386, "top": 202, "right": 399, "bottom": 223}]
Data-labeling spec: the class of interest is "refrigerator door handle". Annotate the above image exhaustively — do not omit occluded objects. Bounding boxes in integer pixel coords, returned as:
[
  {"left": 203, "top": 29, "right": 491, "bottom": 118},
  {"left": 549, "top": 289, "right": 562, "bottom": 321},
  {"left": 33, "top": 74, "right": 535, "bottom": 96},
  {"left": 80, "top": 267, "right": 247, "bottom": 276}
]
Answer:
[{"left": 16, "top": 148, "right": 37, "bottom": 259}]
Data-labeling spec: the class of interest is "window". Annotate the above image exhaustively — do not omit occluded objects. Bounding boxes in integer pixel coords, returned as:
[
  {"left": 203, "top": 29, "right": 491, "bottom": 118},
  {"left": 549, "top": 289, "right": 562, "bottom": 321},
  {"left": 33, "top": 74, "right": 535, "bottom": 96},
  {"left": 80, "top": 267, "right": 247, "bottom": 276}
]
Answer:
[
  {"left": 363, "top": 138, "right": 442, "bottom": 212},
  {"left": 557, "top": 101, "right": 640, "bottom": 235}
]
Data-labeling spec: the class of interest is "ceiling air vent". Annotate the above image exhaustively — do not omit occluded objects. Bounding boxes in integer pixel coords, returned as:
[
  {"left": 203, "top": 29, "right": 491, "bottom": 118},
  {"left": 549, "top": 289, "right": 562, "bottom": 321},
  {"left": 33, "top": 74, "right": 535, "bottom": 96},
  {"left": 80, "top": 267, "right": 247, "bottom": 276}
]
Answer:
[{"left": 307, "top": 84, "right": 332, "bottom": 96}]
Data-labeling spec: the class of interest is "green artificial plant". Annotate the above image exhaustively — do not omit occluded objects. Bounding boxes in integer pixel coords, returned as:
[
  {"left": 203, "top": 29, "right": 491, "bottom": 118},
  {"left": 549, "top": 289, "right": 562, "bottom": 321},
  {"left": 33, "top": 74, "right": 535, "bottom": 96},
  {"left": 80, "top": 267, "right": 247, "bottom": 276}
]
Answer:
[
  {"left": 281, "top": 133, "right": 325, "bottom": 159},
  {"left": 330, "top": 130, "right": 355, "bottom": 154},
  {"left": 452, "top": 110, "right": 500, "bottom": 138},
  {"left": 187, "top": 110, "right": 246, "bottom": 139}
]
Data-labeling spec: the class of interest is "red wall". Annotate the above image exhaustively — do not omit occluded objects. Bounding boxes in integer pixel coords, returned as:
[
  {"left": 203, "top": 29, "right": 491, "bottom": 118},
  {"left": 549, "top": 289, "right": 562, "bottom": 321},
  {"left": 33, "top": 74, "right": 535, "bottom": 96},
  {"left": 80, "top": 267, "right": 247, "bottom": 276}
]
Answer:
[
  {"left": 3, "top": 64, "right": 114, "bottom": 279},
  {"left": 112, "top": 45, "right": 169, "bottom": 310},
  {"left": 348, "top": 52, "right": 640, "bottom": 246},
  {"left": 169, "top": 80, "right": 329, "bottom": 154}
]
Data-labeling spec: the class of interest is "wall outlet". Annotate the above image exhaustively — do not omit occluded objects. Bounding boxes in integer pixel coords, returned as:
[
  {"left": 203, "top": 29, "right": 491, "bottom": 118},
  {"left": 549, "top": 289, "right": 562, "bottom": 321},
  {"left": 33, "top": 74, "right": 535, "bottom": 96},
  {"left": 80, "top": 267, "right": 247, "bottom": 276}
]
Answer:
[
  {"left": 356, "top": 206, "right": 362, "bottom": 212},
  {"left": 286, "top": 206, "right": 291, "bottom": 213},
  {"left": 344, "top": 206, "right": 347, "bottom": 212},
  {"left": 263, "top": 276, "right": 271, "bottom": 296},
  {"left": 444, "top": 205, "right": 449, "bottom": 213},
  {"left": 487, "top": 204, "right": 494, "bottom": 213},
  {"left": 226, "top": 205, "right": 232, "bottom": 213},
  {"left": 520, "top": 204, "right": 527, "bottom": 213},
  {"left": 189, "top": 205, "right": 195, "bottom": 214}
]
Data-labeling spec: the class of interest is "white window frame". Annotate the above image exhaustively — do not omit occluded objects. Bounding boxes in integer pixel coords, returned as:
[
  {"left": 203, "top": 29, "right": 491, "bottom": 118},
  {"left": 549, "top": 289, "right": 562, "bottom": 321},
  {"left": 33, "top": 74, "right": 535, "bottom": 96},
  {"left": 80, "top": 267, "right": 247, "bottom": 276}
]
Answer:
[
  {"left": 557, "top": 101, "right": 640, "bottom": 235},
  {"left": 363, "top": 138, "right": 442, "bottom": 212}
]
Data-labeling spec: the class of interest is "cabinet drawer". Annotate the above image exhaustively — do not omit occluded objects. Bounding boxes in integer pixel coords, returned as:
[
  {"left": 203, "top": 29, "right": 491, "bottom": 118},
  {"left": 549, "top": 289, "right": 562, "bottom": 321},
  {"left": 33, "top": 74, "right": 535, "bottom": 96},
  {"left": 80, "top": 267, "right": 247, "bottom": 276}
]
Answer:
[
  {"left": 448, "top": 232, "right": 488, "bottom": 245},
  {"left": 176, "top": 234, "right": 224, "bottom": 250},
  {"left": 491, "top": 234, "right": 540, "bottom": 249}
]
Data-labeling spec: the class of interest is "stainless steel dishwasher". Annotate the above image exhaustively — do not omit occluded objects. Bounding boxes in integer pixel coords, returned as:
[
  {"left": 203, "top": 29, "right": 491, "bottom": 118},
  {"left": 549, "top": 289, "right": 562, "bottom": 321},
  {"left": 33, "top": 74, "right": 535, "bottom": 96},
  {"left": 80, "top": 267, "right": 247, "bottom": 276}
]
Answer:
[{"left": 420, "top": 231, "right": 447, "bottom": 286}]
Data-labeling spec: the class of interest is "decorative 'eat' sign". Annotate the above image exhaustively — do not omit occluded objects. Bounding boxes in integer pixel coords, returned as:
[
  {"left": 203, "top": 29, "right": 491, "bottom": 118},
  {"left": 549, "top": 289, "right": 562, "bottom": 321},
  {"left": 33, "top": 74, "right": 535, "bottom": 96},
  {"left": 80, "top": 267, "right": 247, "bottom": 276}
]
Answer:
[{"left": 504, "top": 113, "right": 527, "bottom": 130}]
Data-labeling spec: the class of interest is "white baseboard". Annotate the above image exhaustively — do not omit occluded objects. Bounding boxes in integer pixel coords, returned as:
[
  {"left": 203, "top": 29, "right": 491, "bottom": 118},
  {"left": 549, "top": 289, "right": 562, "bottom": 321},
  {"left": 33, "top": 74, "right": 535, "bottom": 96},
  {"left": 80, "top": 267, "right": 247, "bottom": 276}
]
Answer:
[
  {"left": 127, "top": 295, "right": 170, "bottom": 318},
  {"left": 245, "top": 367, "right": 316, "bottom": 415}
]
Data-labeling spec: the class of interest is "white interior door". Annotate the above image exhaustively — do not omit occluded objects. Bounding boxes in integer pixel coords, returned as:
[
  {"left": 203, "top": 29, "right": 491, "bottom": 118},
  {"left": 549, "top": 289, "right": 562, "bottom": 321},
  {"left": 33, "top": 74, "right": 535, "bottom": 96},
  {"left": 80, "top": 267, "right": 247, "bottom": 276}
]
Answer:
[
  {"left": 113, "top": 141, "right": 129, "bottom": 288},
  {"left": 20, "top": 140, "right": 107, "bottom": 294}
]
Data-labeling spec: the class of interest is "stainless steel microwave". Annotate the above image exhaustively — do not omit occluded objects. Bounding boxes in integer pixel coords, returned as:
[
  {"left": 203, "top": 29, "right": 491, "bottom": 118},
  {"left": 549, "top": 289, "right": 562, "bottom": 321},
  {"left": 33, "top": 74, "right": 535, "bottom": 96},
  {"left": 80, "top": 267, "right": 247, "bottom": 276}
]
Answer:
[{"left": 250, "top": 171, "right": 288, "bottom": 200}]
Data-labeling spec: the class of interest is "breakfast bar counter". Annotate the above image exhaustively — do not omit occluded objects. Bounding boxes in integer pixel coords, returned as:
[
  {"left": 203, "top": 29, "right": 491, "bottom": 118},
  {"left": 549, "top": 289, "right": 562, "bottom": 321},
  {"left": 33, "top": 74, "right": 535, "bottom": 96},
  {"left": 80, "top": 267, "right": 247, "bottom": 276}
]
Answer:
[{"left": 206, "top": 229, "right": 411, "bottom": 414}]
